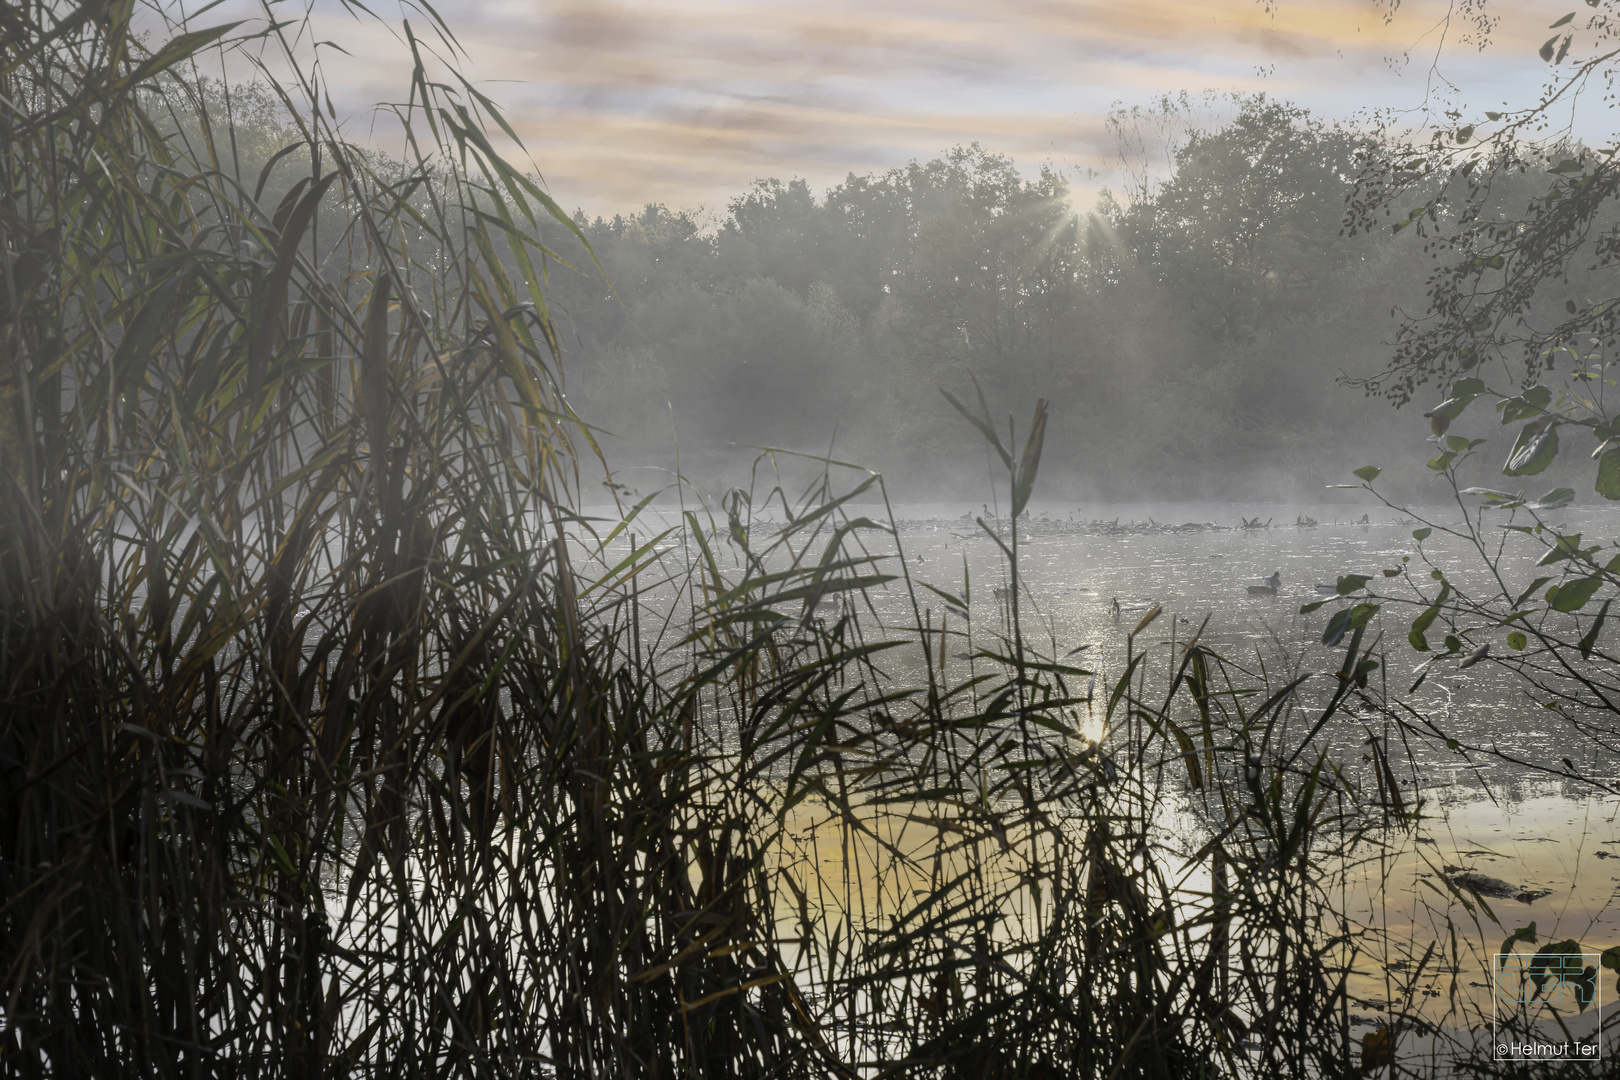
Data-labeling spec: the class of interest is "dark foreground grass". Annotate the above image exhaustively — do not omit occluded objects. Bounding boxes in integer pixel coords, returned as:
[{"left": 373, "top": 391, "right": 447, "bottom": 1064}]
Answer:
[{"left": 0, "top": 2, "right": 1551, "bottom": 1076}]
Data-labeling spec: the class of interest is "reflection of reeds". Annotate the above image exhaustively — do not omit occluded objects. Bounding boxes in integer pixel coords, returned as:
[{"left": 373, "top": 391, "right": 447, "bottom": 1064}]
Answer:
[{"left": 0, "top": 2, "right": 1532, "bottom": 1075}]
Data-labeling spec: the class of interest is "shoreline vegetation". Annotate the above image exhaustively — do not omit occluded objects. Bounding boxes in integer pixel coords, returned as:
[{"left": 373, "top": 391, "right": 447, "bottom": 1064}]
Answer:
[
  {"left": 777, "top": 513, "right": 1382, "bottom": 537},
  {"left": 5, "top": 1, "right": 1620, "bottom": 1077}
]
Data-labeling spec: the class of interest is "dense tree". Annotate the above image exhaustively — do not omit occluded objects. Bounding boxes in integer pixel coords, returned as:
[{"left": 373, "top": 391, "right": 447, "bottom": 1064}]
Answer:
[
  {"left": 1342, "top": 0, "right": 1620, "bottom": 506},
  {"left": 1304, "top": 3, "right": 1620, "bottom": 944},
  {"left": 1119, "top": 98, "right": 1368, "bottom": 343},
  {"left": 533, "top": 98, "right": 1434, "bottom": 498}
]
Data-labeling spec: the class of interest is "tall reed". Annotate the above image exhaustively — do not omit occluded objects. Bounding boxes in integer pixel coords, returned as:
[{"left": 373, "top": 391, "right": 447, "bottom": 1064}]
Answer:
[{"left": 0, "top": 2, "right": 1392, "bottom": 1076}]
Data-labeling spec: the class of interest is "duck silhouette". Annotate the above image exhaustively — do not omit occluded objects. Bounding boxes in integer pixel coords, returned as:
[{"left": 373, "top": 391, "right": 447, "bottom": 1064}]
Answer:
[{"left": 1247, "top": 571, "right": 1282, "bottom": 596}]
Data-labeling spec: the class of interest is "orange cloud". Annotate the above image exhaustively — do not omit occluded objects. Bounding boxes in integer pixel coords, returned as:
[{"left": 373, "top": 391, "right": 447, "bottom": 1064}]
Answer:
[{"left": 232, "top": 0, "right": 1577, "bottom": 216}]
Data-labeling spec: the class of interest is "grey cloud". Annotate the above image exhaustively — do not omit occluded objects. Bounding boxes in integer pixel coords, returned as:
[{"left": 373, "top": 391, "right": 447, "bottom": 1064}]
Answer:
[{"left": 227, "top": 0, "right": 1560, "bottom": 215}]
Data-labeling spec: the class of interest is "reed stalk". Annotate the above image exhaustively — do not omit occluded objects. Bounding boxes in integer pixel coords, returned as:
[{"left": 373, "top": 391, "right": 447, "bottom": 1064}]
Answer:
[{"left": 0, "top": 3, "right": 1416, "bottom": 1075}]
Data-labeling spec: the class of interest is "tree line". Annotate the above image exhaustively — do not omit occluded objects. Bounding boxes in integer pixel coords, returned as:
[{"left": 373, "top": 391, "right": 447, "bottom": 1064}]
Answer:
[
  {"left": 543, "top": 96, "right": 1464, "bottom": 502},
  {"left": 166, "top": 85, "right": 1610, "bottom": 504}
]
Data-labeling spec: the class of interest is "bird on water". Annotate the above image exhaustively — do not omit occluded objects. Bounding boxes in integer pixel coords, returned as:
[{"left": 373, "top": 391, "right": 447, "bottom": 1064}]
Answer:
[{"left": 1247, "top": 571, "right": 1282, "bottom": 596}]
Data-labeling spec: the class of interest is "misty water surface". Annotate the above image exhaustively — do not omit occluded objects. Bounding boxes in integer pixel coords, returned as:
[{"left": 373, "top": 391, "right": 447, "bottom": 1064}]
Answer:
[
  {"left": 589, "top": 496, "right": 1620, "bottom": 1002},
  {"left": 599, "top": 498, "right": 1620, "bottom": 784}
]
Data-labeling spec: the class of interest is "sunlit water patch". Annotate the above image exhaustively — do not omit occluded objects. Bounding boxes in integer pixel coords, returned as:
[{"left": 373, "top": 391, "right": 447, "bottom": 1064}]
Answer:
[{"left": 575, "top": 495, "right": 1620, "bottom": 1063}]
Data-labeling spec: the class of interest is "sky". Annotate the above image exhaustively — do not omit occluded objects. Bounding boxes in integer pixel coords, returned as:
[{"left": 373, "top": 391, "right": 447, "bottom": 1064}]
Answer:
[{"left": 212, "top": 0, "right": 1601, "bottom": 218}]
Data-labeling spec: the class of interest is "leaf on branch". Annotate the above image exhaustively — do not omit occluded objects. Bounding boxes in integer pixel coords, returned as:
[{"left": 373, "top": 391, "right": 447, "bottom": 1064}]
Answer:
[
  {"left": 1536, "top": 534, "right": 1585, "bottom": 566},
  {"left": 1410, "top": 600, "right": 1442, "bottom": 652},
  {"left": 1392, "top": 205, "right": 1428, "bottom": 234},
  {"left": 1514, "top": 577, "right": 1553, "bottom": 608},
  {"left": 1504, "top": 421, "right": 1559, "bottom": 476},
  {"left": 1323, "top": 603, "right": 1379, "bottom": 648},
  {"left": 1460, "top": 487, "right": 1521, "bottom": 506},
  {"left": 1337, "top": 574, "right": 1373, "bottom": 595},
  {"left": 1499, "top": 385, "right": 1552, "bottom": 423},
  {"left": 1596, "top": 448, "right": 1620, "bottom": 500},
  {"left": 1548, "top": 576, "right": 1604, "bottom": 612},
  {"left": 1323, "top": 608, "right": 1353, "bottom": 648},
  {"left": 1579, "top": 599, "right": 1612, "bottom": 658},
  {"left": 1528, "top": 487, "right": 1575, "bottom": 510},
  {"left": 1428, "top": 393, "right": 1480, "bottom": 425}
]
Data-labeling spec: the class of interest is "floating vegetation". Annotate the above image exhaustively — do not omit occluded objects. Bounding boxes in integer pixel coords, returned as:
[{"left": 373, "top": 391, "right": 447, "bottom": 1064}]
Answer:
[
  {"left": 879, "top": 513, "right": 1392, "bottom": 538},
  {"left": 1444, "top": 871, "right": 1556, "bottom": 905}
]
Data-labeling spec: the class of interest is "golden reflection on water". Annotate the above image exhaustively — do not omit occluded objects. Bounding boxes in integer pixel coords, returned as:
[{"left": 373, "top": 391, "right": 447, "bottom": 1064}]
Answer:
[
  {"left": 760, "top": 770, "right": 1620, "bottom": 1064},
  {"left": 1338, "top": 786, "right": 1620, "bottom": 1020},
  {"left": 770, "top": 795, "right": 1052, "bottom": 926}
]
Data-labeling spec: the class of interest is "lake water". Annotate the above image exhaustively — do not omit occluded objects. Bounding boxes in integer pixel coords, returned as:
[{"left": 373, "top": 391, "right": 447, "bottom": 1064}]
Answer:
[
  {"left": 591, "top": 496, "right": 1620, "bottom": 779},
  {"left": 112, "top": 487, "right": 1620, "bottom": 1067},
  {"left": 583, "top": 495, "right": 1620, "bottom": 1047}
]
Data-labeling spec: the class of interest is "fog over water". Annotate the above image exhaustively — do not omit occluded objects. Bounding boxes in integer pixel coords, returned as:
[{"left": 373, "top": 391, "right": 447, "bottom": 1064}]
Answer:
[
  {"left": 29, "top": 0, "right": 1620, "bottom": 1069},
  {"left": 579, "top": 492, "right": 1620, "bottom": 1025},
  {"left": 583, "top": 497, "right": 1620, "bottom": 781}
]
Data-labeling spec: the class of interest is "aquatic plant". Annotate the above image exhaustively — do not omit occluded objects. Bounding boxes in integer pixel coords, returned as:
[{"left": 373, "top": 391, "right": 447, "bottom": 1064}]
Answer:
[
  {"left": 1305, "top": 408, "right": 1620, "bottom": 1071},
  {"left": 0, "top": 2, "right": 1394, "bottom": 1076}
]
